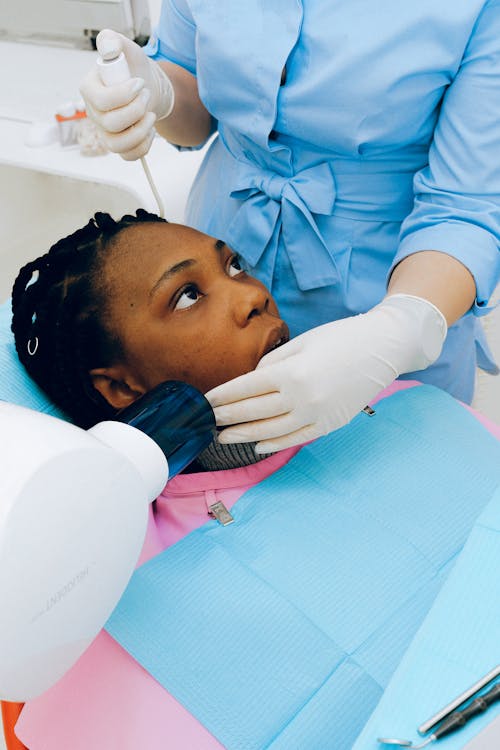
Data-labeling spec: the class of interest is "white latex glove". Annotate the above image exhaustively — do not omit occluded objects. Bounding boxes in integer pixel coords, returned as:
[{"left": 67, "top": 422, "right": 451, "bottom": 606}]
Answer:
[
  {"left": 80, "top": 29, "right": 175, "bottom": 161},
  {"left": 206, "top": 294, "right": 447, "bottom": 453}
]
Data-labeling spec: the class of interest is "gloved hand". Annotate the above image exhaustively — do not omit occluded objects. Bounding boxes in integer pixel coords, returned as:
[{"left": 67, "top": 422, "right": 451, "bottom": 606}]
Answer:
[
  {"left": 206, "top": 294, "right": 447, "bottom": 453},
  {"left": 80, "top": 29, "right": 175, "bottom": 161}
]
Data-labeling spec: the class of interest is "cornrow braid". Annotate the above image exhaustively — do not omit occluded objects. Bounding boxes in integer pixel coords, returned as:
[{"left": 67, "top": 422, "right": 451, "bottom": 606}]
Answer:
[{"left": 11, "top": 209, "right": 167, "bottom": 429}]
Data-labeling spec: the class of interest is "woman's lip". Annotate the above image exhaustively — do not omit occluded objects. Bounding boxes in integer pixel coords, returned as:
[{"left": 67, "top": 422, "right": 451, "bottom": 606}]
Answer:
[{"left": 261, "top": 322, "right": 290, "bottom": 359}]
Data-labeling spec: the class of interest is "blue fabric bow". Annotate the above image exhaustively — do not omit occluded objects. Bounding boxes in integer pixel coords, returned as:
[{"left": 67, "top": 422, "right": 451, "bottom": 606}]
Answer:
[{"left": 227, "top": 161, "right": 339, "bottom": 291}]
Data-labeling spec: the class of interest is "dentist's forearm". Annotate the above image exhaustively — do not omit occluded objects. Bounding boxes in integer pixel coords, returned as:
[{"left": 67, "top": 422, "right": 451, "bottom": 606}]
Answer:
[
  {"left": 155, "top": 61, "right": 212, "bottom": 147},
  {"left": 387, "top": 250, "right": 476, "bottom": 326}
]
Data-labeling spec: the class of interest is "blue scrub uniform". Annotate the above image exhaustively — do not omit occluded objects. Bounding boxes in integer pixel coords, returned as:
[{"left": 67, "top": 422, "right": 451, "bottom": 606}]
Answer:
[{"left": 146, "top": 0, "right": 500, "bottom": 403}]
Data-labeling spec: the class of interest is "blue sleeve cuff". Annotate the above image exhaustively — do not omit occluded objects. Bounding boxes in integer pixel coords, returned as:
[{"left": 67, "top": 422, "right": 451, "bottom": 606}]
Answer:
[{"left": 390, "top": 222, "right": 500, "bottom": 317}]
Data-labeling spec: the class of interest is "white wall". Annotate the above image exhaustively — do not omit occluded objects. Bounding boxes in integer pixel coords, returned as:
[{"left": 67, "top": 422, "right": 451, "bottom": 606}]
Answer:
[{"left": 147, "top": 0, "right": 162, "bottom": 26}]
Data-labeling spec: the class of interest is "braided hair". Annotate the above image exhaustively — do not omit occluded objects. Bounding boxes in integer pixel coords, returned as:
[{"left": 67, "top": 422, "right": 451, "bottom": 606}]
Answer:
[{"left": 11, "top": 209, "right": 167, "bottom": 429}]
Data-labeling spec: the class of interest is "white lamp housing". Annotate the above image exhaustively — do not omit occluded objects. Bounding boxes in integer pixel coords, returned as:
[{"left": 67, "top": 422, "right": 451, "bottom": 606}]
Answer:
[{"left": 0, "top": 401, "right": 168, "bottom": 701}]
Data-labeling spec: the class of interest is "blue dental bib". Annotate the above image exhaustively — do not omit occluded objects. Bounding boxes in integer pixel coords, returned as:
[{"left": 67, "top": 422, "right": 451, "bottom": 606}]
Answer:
[{"left": 106, "top": 386, "right": 500, "bottom": 750}]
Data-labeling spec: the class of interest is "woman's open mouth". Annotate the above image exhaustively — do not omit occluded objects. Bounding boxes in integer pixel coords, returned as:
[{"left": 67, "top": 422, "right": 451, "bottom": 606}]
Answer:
[
  {"left": 267, "top": 335, "right": 287, "bottom": 352},
  {"left": 262, "top": 323, "right": 290, "bottom": 357}
]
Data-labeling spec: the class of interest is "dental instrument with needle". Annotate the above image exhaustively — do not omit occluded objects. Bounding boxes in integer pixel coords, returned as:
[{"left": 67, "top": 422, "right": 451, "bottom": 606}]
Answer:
[
  {"left": 378, "top": 666, "right": 500, "bottom": 749},
  {"left": 97, "top": 51, "right": 165, "bottom": 218}
]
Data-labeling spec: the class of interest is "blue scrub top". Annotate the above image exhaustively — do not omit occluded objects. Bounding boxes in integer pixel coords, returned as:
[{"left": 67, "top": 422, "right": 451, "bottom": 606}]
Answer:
[{"left": 146, "top": 0, "right": 500, "bottom": 402}]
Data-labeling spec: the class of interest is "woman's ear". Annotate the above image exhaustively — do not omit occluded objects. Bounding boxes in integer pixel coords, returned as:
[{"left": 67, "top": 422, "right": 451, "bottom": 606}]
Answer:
[{"left": 89, "top": 367, "right": 146, "bottom": 410}]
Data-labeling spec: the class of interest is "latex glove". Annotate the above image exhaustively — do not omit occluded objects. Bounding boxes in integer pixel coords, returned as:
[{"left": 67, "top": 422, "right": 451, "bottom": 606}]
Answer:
[
  {"left": 80, "top": 29, "right": 175, "bottom": 161},
  {"left": 206, "top": 294, "right": 447, "bottom": 453}
]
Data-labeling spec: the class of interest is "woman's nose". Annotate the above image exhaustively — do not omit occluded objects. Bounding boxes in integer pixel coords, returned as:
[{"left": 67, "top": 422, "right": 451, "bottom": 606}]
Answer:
[{"left": 231, "top": 280, "right": 270, "bottom": 326}]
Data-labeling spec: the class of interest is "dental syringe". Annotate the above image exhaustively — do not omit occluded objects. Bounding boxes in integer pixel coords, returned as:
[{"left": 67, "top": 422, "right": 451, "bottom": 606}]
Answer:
[{"left": 97, "top": 51, "right": 165, "bottom": 219}]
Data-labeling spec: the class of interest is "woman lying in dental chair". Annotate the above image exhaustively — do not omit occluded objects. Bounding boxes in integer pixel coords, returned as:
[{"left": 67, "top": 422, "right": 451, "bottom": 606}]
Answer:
[{"left": 6, "top": 211, "right": 500, "bottom": 750}]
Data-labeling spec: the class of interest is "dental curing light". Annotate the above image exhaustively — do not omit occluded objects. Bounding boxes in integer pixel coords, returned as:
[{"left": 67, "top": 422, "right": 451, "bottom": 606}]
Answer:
[
  {"left": 97, "top": 51, "right": 166, "bottom": 218},
  {"left": 0, "top": 381, "right": 215, "bottom": 701}
]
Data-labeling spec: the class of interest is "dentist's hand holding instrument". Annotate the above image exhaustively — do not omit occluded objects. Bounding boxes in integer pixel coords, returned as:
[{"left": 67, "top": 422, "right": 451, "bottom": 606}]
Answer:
[
  {"left": 80, "top": 29, "right": 175, "bottom": 162},
  {"left": 80, "top": 30, "right": 173, "bottom": 217}
]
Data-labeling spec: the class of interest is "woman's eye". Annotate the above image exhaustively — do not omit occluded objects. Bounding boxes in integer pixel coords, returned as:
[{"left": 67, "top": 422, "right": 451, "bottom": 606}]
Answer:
[
  {"left": 174, "top": 285, "right": 202, "bottom": 310},
  {"left": 228, "top": 256, "right": 244, "bottom": 277}
]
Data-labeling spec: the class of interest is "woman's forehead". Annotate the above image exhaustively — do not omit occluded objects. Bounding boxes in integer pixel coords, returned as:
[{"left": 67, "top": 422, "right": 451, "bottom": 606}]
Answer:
[
  {"left": 108, "top": 223, "right": 213, "bottom": 273},
  {"left": 115, "top": 222, "right": 207, "bottom": 256},
  {"left": 104, "top": 223, "right": 223, "bottom": 294}
]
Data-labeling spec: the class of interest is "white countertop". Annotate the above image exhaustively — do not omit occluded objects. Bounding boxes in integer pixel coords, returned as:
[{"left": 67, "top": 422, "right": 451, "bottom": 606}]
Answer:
[{"left": 0, "top": 39, "right": 206, "bottom": 217}]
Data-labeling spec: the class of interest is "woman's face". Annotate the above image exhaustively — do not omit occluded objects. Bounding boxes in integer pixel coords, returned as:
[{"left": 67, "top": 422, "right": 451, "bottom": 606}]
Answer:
[{"left": 96, "top": 222, "right": 289, "bottom": 405}]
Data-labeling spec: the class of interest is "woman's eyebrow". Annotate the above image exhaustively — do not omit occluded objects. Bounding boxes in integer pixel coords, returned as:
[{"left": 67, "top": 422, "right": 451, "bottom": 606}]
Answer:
[
  {"left": 149, "top": 259, "right": 196, "bottom": 299},
  {"left": 149, "top": 240, "right": 226, "bottom": 299}
]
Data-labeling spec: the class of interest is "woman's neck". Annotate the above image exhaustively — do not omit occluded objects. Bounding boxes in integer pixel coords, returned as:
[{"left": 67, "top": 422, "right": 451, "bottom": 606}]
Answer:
[{"left": 192, "top": 437, "right": 271, "bottom": 472}]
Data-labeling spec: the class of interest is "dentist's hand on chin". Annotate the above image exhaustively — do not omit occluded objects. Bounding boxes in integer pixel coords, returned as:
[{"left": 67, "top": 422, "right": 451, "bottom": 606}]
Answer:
[{"left": 205, "top": 294, "right": 447, "bottom": 453}]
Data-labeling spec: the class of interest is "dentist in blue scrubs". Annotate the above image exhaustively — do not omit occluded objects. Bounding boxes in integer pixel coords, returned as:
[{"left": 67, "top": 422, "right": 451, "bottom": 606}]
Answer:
[{"left": 81, "top": 0, "right": 500, "bottom": 452}]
